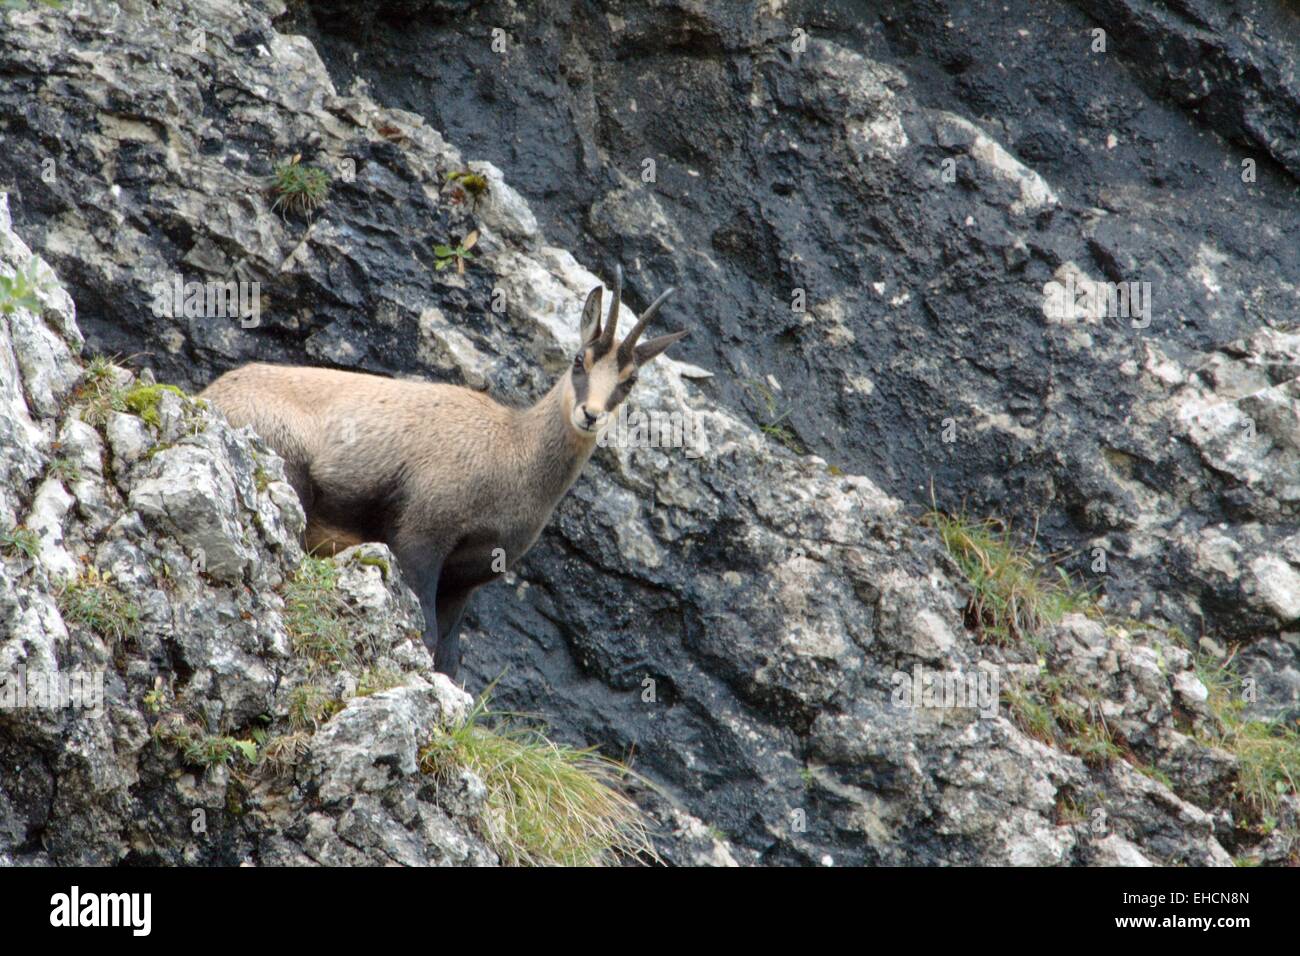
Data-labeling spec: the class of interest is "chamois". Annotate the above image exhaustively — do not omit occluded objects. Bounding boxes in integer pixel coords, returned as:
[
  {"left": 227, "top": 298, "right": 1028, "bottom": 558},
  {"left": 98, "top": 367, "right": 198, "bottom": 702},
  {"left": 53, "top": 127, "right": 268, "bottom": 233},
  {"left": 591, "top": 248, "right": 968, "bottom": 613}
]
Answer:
[{"left": 200, "top": 270, "right": 685, "bottom": 677}]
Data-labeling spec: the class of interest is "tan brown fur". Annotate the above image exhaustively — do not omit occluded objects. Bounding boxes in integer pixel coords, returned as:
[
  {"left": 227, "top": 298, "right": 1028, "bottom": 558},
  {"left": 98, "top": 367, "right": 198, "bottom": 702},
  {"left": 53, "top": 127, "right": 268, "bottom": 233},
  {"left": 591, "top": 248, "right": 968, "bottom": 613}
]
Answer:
[
  {"left": 203, "top": 364, "right": 597, "bottom": 568},
  {"left": 305, "top": 519, "right": 367, "bottom": 556}
]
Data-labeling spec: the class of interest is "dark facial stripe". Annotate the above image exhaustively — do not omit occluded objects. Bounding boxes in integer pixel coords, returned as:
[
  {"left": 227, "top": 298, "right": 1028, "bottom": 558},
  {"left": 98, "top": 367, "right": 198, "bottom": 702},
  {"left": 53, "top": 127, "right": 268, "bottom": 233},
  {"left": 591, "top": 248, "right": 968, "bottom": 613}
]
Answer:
[{"left": 610, "top": 376, "right": 636, "bottom": 406}]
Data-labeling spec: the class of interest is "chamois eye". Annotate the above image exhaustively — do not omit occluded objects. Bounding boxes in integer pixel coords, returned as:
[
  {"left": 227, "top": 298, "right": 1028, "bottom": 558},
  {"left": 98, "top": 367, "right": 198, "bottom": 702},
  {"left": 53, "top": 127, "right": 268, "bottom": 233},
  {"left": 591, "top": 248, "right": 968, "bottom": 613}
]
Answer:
[{"left": 573, "top": 353, "right": 585, "bottom": 371}]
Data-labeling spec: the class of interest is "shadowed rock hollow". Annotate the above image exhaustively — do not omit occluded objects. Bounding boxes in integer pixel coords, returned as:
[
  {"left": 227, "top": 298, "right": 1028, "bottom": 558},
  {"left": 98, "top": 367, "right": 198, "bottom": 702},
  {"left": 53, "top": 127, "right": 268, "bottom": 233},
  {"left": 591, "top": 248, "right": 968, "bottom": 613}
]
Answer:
[{"left": 0, "top": 0, "right": 1296, "bottom": 865}]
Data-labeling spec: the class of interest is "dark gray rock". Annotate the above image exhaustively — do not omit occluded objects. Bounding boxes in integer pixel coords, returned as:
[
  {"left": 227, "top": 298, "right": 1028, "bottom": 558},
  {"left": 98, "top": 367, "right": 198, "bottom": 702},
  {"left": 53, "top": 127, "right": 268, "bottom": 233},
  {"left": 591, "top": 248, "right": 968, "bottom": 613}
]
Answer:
[{"left": 1, "top": 0, "right": 1295, "bottom": 865}]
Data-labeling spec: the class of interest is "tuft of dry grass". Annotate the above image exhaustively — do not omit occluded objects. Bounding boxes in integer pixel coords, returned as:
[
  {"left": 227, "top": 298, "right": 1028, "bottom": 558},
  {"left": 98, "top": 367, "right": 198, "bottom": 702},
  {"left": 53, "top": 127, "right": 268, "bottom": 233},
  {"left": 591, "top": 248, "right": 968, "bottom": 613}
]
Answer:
[
  {"left": 420, "top": 695, "right": 657, "bottom": 866},
  {"left": 926, "top": 509, "right": 1094, "bottom": 647},
  {"left": 1195, "top": 651, "right": 1300, "bottom": 819},
  {"left": 260, "top": 731, "right": 312, "bottom": 778}
]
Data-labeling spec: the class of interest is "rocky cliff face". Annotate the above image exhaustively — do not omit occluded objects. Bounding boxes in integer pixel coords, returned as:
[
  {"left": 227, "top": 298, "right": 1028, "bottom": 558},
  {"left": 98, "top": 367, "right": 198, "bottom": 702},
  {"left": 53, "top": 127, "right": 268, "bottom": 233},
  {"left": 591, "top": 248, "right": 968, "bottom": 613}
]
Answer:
[
  {"left": 0, "top": 0, "right": 1296, "bottom": 865},
  {"left": 0, "top": 192, "right": 501, "bottom": 864}
]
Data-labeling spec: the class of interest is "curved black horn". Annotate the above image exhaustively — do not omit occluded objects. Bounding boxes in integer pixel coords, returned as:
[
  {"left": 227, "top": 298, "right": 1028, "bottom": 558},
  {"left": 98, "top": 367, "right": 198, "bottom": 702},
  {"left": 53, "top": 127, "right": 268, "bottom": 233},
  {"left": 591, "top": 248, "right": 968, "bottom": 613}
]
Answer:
[{"left": 618, "top": 286, "right": 676, "bottom": 365}]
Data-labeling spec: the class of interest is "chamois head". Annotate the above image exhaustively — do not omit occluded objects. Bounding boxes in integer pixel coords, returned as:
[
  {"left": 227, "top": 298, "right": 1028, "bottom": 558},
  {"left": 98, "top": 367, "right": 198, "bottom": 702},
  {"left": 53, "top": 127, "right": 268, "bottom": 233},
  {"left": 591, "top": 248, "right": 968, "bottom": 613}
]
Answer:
[{"left": 565, "top": 267, "right": 687, "bottom": 437}]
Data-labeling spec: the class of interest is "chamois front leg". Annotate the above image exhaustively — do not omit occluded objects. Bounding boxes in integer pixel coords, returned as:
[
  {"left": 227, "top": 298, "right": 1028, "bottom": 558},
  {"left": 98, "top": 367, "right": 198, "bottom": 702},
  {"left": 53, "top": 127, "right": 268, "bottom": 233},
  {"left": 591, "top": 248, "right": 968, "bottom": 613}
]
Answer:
[
  {"left": 433, "top": 587, "right": 473, "bottom": 679},
  {"left": 392, "top": 539, "right": 453, "bottom": 672}
]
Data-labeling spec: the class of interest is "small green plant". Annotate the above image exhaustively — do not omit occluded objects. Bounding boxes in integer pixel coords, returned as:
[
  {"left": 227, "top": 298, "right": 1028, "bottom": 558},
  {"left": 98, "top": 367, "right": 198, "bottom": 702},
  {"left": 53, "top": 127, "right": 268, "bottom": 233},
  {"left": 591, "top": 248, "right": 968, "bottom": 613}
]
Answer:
[
  {"left": 420, "top": 694, "right": 657, "bottom": 866},
  {"left": 0, "top": 259, "right": 48, "bottom": 315},
  {"left": 444, "top": 169, "right": 489, "bottom": 209},
  {"left": 1002, "top": 678, "right": 1056, "bottom": 742},
  {"left": 739, "top": 377, "right": 804, "bottom": 453},
  {"left": 759, "top": 413, "right": 801, "bottom": 449},
  {"left": 57, "top": 567, "right": 141, "bottom": 643},
  {"left": 937, "top": 503, "right": 1298, "bottom": 842},
  {"left": 270, "top": 154, "right": 330, "bottom": 218},
  {"left": 1065, "top": 713, "right": 1124, "bottom": 765},
  {"left": 1054, "top": 791, "right": 1088, "bottom": 825},
  {"left": 433, "top": 229, "right": 478, "bottom": 274},
  {"left": 0, "top": 525, "right": 41, "bottom": 560},
  {"left": 194, "top": 735, "right": 258, "bottom": 767},
  {"left": 0, "top": 0, "right": 64, "bottom": 10},
  {"left": 933, "top": 507, "right": 1127, "bottom": 770},
  {"left": 80, "top": 354, "right": 115, "bottom": 384},
  {"left": 1002, "top": 667, "right": 1118, "bottom": 765},
  {"left": 253, "top": 461, "right": 272, "bottom": 492},
  {"left": 74, "top": 362, "right": 199, "bottom": 435}
]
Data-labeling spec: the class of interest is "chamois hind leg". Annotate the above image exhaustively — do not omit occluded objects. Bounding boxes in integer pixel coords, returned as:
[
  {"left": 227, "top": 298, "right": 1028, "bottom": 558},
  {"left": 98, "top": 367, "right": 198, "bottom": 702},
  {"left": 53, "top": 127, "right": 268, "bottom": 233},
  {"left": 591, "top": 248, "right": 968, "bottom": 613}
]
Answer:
[{"left": 433, "top": 587, "right": 473, "bottom": 679}]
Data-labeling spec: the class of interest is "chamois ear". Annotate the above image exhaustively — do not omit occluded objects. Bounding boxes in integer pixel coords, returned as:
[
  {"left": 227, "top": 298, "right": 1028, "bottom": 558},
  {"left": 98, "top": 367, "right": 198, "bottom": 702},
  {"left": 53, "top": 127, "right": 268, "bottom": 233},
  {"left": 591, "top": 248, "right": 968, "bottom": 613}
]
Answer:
[
  {"left": 580, "top": 285, "right": 603, "bottom": 345},
  {"left": 634, "top": 329, "right": 689, "bottom": 367}
]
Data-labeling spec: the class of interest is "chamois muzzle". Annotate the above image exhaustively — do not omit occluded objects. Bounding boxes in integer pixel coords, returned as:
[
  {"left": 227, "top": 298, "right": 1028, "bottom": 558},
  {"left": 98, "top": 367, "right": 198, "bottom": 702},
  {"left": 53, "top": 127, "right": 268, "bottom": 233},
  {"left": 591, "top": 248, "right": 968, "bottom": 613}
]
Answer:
[{"left": 572, "top": 403, "right": 607, "bottom": 434}]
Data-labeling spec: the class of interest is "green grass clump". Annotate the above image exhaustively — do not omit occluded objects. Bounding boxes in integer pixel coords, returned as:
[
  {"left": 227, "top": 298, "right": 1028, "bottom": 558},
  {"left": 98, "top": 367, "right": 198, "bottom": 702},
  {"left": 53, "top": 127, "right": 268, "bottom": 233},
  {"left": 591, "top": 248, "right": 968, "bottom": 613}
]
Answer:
[
  {"left": 420, "top": 695, "right": 656, "bottom": 866},
  {"left": 1, "top": 525, "right": 41, "bottom": 560},
  {"left": 183, "top": 734, "right": 258, "bottom": 769},
  {"left": 74, "top": 360, "right": 201, "bottom": 436},
  {"left": 1002, "top": 679, "right": 1056, "bottom": 741},
  {"left": 927, "top": 510, "right": 1094, "bottom": 648},
  {"left": 47, "top": 457, "right": 82, "bottom": 484},
  {"left": 260, "top": 731, "right": 311, "bottom": 777},
  {"left": 282, "top": 557, "right": 359, "bottom": 670},
  {"left": 151, "top": 713, "right": 258, "bottom": 771},
  {"left": 357, "top": 666, "right": 401, "bottom": 696},
  {"left": 57, "top": 567, "right": 141, "bottom": 643},
  {"left": 288, "top": 683, "right": 342, "bottom": 730},
  {"left": 1195, "top": 653, "right": 1300, "bottom": 819},
  {"left": 73, "top": 356, "right": 126, "bottom": 427},
  {"left": 739, "top": 377, "right": 804, "bottom": 453},
  {"left": 1002, "top": 668, "right": 1121, "bottom": 766},
  {"left": 270, "top": 156, "right": 330, "bottom": 218}
]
